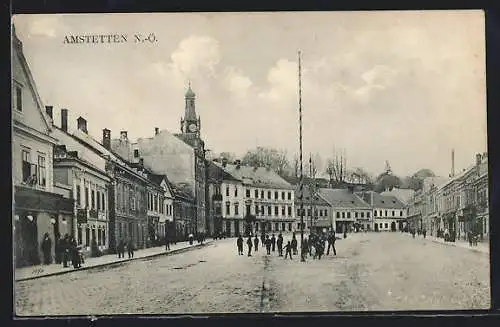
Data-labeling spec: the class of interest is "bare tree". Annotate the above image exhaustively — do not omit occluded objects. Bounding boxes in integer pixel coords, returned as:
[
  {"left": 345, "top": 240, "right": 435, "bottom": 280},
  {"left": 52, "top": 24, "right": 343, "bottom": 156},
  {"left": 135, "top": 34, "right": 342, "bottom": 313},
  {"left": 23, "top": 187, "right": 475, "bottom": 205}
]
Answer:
[
  {"left": 241, "top": 147, "right": 290, "bottom": 178},
  {"left": 325, "top": 146, "right": 348, "bottom": 186},
  {"left": 219, "top": 151, "right": 236, "bottom": 162}
]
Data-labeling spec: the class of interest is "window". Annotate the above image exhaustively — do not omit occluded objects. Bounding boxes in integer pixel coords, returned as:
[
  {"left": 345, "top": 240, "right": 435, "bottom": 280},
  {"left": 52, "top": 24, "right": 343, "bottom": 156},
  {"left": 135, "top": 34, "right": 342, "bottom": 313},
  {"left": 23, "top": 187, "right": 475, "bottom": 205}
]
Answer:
[
  {"left": 102, "top": 193, "right": 106, "bottom": 211},
  {"left": 76, "top": 185, "right": 81, "bottom": 207},
  {"left": 15, "top": 85, "right": 22, "bottom": 112},
  {"left": 275, "top": 223, "right": 279, "bottom": 231},
  {"left": 384, "top": 210, "right": 387, "bottom": 217},
  {"left": 392, "top": 211, "right": 395, "bottom": 216},
  {"left": 367, "top": 212, "right": 371, "bottom": 218},
  {"left": 261, "top": 206, "right": 264, "bottom": 216},
  {"left": 97, "top": 191, "right": 101, "bottom": 210},
  {"left": 21, "top": 149, "right": 31, "bottom": 182},
  {"left": 282, "top": 206, "right": 285, "bottom": 216},
  {"left": 134, "top": 149, "right": 139, "bottom": 158},
  {"left": 226, "top": 203, "right": 230, "bottom": 215},
  {"left": 400, "top": 211, "right": 403, "bottom": 217},
  {"left": 288, "top": 223, "right": 292, "bottom": 231},
  {"left": 246, "top": 205, "right": 251, "bottom": 215},
  {"left": 336, "top": 212, "right": 340, "bottom": 218},
  {"left": 274, "top": 206, "right": 278, "bottom": 215},
  {"left": 246, "top": 189, "right": 250, "bottom": 197},
  {"left": 85, "top": 187, "right": 89, "bottom": 208},
  {"left": 255, "top": 205, "right": 259, "bottom": 215},
  {"left": 37, "top": 155, "right": 46, "bottom": 186},
  {"left": 307, "top": 208, "right": 311, "bottom": 217},
  {"left": 255, "top": 190, "right": 259, "bottom": 198},
  {"left": 288, "top": 206, "right": 292, "bottom": 216},
  {"left": 288, "top": 192, "right": 291, "bottom": 200},
  {"left": 342, "top": 212, "right": 345, "bottom": 218},
  {"left": 379, "top": 210, "right": 382, "bottom": 217},
  {"left": 98, "top": 229, "right": 102, "bottom": 245},
  {"left": 374, "top": 210, "right": 377, "bottom": 217},
  {"left": 385, "top": 223, "right": 388, "bottom": 229},
  {"left": 226, "top": 186, "right": 229, "bottom": 196},
  {"left": 77, "top": 226, "right": 82, "bottom": 245},
  {"left": 282, "top": 192, "right": 285, "bottom": 200},
  {"left": 361, "top": 212, "right": 364, "bottom": 218},
  {"left": 85, "top": 227, "right": 90, "bottom": 246},
  {"left": 91, "top": 190, "right": 95, "bottom": 209},
  {"left": 355, "top": 212, "right": 358, "bottom": 218},
  {"left": 268, "top": 206, "right": 271, "bottom": 215},
  {"left": 275, "top": 191, "right": 278, "bottom": 199},
  {"left": 261, "top": 191, "right": 264, "bottom": 198},
  {"left": 234, "top": 187, "right": 238, "bottom": 197},
  {"left": 234, "top": 204, "right": 239, "bottom": 215},
  {"left": 268, "top": 191, "right": 271, "bottom": 199},
  {"left": 347, "top": 212, "right": 351, "bottom": 219}
]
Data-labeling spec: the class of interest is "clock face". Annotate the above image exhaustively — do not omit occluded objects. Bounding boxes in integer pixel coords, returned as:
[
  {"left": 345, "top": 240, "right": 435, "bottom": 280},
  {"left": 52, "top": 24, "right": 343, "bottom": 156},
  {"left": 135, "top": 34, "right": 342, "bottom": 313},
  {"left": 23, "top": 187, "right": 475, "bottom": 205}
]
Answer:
[{"left": 189, "top": 123, "right": 198, "bottom": 132}]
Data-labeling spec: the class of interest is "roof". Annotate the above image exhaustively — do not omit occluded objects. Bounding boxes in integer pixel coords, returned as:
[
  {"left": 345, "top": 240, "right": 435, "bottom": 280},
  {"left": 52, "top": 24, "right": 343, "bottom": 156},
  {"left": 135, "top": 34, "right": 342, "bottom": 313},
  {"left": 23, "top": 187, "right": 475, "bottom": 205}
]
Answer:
[
  {"left": 422, "top": 176, "right": 450, "bottom": 192},
  {"left": 207, "top": 160, "right": 240, "bottom": 183},
  {"left": 357, "top": 191, "right": 406, "bottom": 209},
  {"left": 217, "top": 163, "right": 294, "bottom": 190},
  {"left": 171, "top": 183, "right": 195, "bottom": 202},
  {"left": 318, "top": 188, "right": 371, "bottom": 209},
  {"left": 294, "top": 185, "right": 330, "bottom": 206},
  {"left": 380, "top": 188, "right": 415, "bottom": 205},
  {"left": 174, "top": 133, "right": 205, "bottom": 150}
]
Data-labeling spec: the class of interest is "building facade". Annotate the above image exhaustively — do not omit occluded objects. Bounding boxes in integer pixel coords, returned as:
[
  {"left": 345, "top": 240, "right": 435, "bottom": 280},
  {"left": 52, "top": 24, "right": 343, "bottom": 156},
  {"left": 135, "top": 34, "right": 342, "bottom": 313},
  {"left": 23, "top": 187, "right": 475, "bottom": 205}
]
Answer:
[
  {"left": 357, "top": 191, "right": 407, "bottom": 232},
  {"left": 12, "top": 27, "right": 74, "bottom": 267},
  {"left": 294, "top": 185, "right": 331, "bottom": 231},
  {"left": 320, "top": 188, "right": 371, "bottom": 233}
]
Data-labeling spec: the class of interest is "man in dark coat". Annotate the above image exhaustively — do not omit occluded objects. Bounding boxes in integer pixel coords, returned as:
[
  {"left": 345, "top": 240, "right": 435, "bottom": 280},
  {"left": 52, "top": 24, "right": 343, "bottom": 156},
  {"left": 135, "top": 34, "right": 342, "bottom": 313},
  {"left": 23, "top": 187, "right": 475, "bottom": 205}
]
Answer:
[
  {"left": 41, "top": 233, "right": 52, "bottom": 265},
  {"left": 118, "top": 239, "right": 125, "bottom": 258},
  {"left": 261, "top": 233, "right": 266, "bottom": 246},
  {"left": 271, "top": 234, "right": 276, "bottom": 252},
  {"left": 265, "top": 235, "right": 272, "bottom": 255},
  {"left": 302, "top": 237, "right": 309, "bottom": 258},
  {"left": 246, "top": 236, "right": 253, "bottom": 257},
  {"left": 277, "top": 233, "right": 284, "bottom": 256},
  {"left": 291, "top": 234, "right": 298, "bottom": 255},
  {"left": 284, "top": 241, "right": 293, "bottom": 260},
  {"left": 69, "top": 236, "right": 80, "bottom": 268},
  {"left": 253, "top": 236, "right": 259, "bottom": 252},
  {"left": 237, "top": 235, "right": 244, "bottom": 255},
  {"left": 165, "top": 235, "right": 171, "bottom": 251},
  {"left": 127, "top": 239, "right": 134, "bottom": 259},
  {"left": 61, "top": 234, "right": 69, "bottom": 268},
  {"left": 327, "top": 230, "right": 336, "bottom": 256}
]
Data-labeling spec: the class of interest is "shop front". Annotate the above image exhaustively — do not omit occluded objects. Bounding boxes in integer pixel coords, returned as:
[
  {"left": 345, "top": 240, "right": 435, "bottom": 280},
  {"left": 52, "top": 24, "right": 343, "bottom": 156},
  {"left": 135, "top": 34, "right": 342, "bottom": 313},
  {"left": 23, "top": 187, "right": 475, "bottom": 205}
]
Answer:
[{"left": 14, "top": 186, "right": 74, "bottom": 268}]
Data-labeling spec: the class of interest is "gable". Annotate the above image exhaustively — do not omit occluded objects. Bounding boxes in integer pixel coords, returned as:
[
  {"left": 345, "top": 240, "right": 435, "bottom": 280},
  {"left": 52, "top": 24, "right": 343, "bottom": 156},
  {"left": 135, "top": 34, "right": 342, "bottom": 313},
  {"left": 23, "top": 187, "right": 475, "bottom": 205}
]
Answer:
[{"left": 12, "top": 39, "right": 51, "bottom": 135}]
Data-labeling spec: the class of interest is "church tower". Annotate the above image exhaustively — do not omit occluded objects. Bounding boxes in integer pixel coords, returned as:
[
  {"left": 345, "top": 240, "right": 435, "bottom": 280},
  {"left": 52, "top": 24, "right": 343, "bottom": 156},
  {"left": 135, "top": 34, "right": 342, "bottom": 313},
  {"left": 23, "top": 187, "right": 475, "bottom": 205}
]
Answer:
[{"left": 180, "top": 82, "right": 201, "bottom": 137}]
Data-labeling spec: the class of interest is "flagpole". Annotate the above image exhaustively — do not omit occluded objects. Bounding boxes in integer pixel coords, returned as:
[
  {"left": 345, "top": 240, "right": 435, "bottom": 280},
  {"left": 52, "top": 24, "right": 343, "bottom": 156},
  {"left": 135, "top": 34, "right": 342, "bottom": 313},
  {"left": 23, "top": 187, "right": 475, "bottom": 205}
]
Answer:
[{"left": 298, "top": 50, "right": 305, "bottom": 262}]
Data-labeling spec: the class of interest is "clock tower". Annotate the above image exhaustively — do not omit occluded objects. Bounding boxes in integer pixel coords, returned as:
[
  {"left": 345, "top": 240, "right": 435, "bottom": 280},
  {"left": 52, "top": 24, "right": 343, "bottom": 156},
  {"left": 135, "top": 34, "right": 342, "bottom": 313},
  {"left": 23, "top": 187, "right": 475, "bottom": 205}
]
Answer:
[{"left": 180, "top": 82, "right": 201, "bottom": 137}]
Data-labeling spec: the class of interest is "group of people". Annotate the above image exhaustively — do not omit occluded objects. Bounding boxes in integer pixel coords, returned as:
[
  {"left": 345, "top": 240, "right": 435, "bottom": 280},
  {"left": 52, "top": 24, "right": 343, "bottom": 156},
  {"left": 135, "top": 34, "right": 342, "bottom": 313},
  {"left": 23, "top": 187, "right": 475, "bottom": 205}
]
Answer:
[
  {"left": 116, "top": 239, "right": 136, "bottom": 259},
  {"left": 236, "top": 230, "right": 338, "bottom": 261},
  {"left": 50, "top": 233, "right": 84, "bottom": 269}
]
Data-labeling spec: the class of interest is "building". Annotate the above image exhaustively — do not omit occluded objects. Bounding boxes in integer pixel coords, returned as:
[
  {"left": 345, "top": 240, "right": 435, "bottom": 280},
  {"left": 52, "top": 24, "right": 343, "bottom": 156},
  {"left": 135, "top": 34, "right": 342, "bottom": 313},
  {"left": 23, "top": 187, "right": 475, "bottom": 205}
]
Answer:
[
  {"left": 406, "top": 191, "right": 423, "bottom": 232},
  {"left": 294, "top": 184, "right": 331, "bottom": 232},
  {"left": 213, "top": 159, "right": 296, "bottom": 236},
  {"left": 319, "top": 188, "right": 372, "bottom": 233},
  {"left": 50, "top": 113, "right": 112, "bottom": 254},
  {"left": 380, "top": 187, "right": 415, "bottom": 206},
  {"left": 110, "top": 85, "right": 208, "bottom": 238},
  {"left": 473, "top": 153, "right": 489, "bottom": 240},
  {"left": 12, "top": 27, "right": 74, "bottom": 267},
  {"left": 357, "top": 191, "right": 406, "bottom": 232},
  {"left": 148, "top": 174, "right": 175, "bottom": 242},
  {"left": 171, "top": 183, "right": 196, "bottom": 240}
]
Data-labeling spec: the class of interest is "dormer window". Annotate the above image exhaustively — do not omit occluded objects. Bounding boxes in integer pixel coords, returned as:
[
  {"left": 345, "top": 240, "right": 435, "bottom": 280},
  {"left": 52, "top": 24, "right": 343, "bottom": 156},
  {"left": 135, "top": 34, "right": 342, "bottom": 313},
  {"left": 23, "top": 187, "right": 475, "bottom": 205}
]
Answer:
[
  {"left": 14, "top": 83, "right": 23, "bottom": 112},
  {"left": 134, "top": 149, "right": 139, "bottom": 158}
]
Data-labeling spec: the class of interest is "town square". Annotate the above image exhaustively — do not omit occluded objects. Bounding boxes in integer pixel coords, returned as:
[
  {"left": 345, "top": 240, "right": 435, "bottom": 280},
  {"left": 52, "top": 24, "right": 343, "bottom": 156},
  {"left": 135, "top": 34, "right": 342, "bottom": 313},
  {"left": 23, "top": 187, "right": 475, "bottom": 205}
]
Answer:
[{"left": 12, "top": 11, "right": 489, "bottom": 315}]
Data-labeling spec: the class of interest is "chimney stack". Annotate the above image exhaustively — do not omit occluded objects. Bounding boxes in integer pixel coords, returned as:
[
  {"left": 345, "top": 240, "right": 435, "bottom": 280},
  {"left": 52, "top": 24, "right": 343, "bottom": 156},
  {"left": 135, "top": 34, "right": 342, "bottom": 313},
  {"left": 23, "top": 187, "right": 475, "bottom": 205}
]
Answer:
[
  {"left": 120, "top": 131, "right": 128, "bottom": 141},
  {"left": 77, "top": 116, "right": 88, "bottom": 134},
  {"left": 155, "top": 127, "right": 159, "bottom": 135},
  {"left": 61, "top": 109, "right": 68, "bottom": 132},
  {"left": 102, "top": 129, "right": 111, "bottom": 150},
  {"left": 451, "top": 149, "right": 455, "bottom": 177},
  {"left": 45, "top": 106, "right": 53, "bottom": 120}
]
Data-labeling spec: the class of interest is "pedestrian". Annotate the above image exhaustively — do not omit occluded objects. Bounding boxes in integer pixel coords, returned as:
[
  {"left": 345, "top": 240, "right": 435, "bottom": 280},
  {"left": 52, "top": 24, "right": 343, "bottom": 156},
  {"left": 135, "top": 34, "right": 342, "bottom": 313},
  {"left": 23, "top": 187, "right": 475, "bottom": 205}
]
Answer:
[
  {"left": 284, "top": 241, "right": 293, "bottom": 260},
  {"left": 165, "top": 235, "right": 171, "bottom": 251},
  {"left": 261, "top": 233, "right": 266, "bottom": 246},
  {"left": 247, "top": 236, "right": 253, "bottom": 257},
  {"left": 117, "top": 239, "right": 124, "bottom": 258},
  {"left": 271, "top": 234, "right": 276, "bottom": 252},
  {"left": 69, "top": 236, "right": 81, "bottom": 269},
  {"left": 265, "top": 235, "right": 272, "bottom": 255},
  {"left": 316, "top": 240, "right": 325, "bottom": 260},
  {"left": 61, "top": 234, "right": 69, "bottom": 268},
  {"left": 327, "top": 231, "right": 337, "bottom": 256},
  {"left": 40, "top": 233, "right": 52, "bottom": 265},
  {"left": 253, "top": 236, "right": 259, "bottom": 252},
  {"left": 291, "top": 234, "right": 298, "bottom": 255},
  {"left": 423, "top": 229, "right": 427, "bottom": 239},
  {"left": 302, "top": 237, "right": 309, "bottom": 259},
  {"left": 277, "top": 233, "right": 284, "bottom": 256},
  {"left": 237, "top": 235, "right": 244, "bottom": 255},
  {"left": 308, "top": 233, "right": 314, "bottom": 256},
  {"left": 127, "top": 238, "right": 135, "bottom": 259},
  {"left": 54, "top": 234, "right": 62, "bottom": 264}
]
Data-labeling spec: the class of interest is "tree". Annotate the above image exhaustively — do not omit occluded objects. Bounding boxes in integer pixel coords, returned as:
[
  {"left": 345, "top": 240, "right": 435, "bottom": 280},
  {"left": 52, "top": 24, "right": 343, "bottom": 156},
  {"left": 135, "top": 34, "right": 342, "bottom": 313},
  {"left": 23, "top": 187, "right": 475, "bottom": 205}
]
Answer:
[
  {"left": 325, "top": 147, "right": 348, "bottom": 186},
  {"left": 218, "top": 152, "right": 236, "bottom": 162},
  {"left": 241, "top": 147, "right": 290, "bottom": 178}
]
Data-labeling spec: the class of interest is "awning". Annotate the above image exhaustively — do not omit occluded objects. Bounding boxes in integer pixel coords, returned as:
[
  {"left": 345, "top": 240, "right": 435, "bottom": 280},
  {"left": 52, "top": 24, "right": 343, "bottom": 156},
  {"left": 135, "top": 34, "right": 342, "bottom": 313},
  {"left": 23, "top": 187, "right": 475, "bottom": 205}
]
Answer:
[{"left": 14, "top": 185, "right": 74, "bottom": 214}]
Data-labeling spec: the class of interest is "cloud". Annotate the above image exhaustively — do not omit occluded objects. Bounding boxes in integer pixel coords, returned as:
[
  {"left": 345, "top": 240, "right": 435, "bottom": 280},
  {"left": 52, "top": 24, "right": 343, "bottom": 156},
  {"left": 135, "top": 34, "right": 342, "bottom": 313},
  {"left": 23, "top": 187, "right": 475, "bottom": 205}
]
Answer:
[
  {"left": 222, "top": 67, "right": 253, "bottom": 98},
  {"left": 259, "top": 58, "right": 297, "bottom": 102},
  {"left": 170, "top": 35, "right": 221, "bottom": 78},
  {"left": 27, "top": 16, "right": 62, "bottom": 38}
]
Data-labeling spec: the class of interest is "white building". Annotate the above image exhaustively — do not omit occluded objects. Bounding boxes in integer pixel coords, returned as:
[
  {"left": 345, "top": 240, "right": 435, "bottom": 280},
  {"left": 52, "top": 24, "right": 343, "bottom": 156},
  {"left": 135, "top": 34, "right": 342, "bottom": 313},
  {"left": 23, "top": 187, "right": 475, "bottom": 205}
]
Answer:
[
  {"left": 147, "top": 173, "right": 175, "bottom": 243},
  {"left": 215, "top": 160, "right": 295, "bottom": 236},
  {"left": 357, "top": 191, "right": 407, "bottom": 231},
  {"left": 12, "top": 26, "right": 74, "bottom": 267}
]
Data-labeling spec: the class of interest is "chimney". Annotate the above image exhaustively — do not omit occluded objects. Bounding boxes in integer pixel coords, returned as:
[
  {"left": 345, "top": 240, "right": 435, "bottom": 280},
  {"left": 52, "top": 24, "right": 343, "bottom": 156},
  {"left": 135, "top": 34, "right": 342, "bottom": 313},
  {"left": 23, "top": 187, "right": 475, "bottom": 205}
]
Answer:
[
  {"left": 155, "top": 127, "right": 159, "bottom": 135},
  {"left": 120, "top": 131, "right": 128, "bottom": 141},
  {"left": 61, "top": 109, "right": 68, "bottom": 132},
  {"left": 45, "top": 106, "right": 53, "bottom": 120},
  {"left": 451, "top": 149, "right": 455, "bottom": 177},
  {"left": 221, "top": 158, "right": 228, "bottom": 168},
  {"left": 77, "top": 116, "right": 88, "bottom": 134},
  {"left": 102, "top": 129, "right": 111, "bottom": 150}
]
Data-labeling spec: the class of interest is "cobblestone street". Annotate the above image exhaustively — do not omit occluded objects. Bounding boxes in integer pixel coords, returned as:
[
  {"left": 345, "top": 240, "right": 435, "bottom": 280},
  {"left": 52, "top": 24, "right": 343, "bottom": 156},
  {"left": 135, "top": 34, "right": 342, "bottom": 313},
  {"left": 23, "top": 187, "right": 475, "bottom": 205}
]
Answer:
[{"left": 15, "top": 232, "right": 490, "bottom": 315}]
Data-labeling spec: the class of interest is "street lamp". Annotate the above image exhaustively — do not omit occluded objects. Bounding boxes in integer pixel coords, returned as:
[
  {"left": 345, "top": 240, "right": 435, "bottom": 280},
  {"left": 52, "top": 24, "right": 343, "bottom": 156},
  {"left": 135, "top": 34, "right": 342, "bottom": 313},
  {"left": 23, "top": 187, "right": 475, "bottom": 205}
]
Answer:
[{"left": 298, "top": 50, "right": 305, "bottom": 262}]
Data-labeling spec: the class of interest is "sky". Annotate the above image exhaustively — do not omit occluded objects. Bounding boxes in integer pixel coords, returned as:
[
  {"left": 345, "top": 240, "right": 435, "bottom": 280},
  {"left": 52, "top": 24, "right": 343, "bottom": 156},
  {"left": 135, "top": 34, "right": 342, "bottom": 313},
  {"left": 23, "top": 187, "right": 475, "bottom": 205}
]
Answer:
[{"left": 12, "top": 11, "right": 487, "bottom": 178}]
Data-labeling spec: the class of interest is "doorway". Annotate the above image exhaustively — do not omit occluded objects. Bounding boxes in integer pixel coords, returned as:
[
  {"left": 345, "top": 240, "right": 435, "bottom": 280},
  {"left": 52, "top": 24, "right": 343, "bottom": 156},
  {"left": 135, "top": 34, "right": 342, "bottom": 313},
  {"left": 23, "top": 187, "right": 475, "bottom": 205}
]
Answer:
[
  {"left": 15, "top": 213, "right": 40, "bottom": 267},
  {"left": 391, "top": 222, "right": 396, "bottom": 232}
]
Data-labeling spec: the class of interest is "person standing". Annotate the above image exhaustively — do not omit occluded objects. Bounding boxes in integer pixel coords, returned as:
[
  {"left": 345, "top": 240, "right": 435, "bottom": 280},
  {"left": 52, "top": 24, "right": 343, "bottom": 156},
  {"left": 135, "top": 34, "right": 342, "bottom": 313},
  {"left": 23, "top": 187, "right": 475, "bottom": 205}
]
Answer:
[
  {"left": 117, "top": 239, "right": 125, "bottom": 258},
  {"left": 61, "top": 234, "right": 69, "bottom": 268},
  {"left": 127, "top": 238, "right": 135, "bottom": 259},
  {"left": 291, "top": 234, "right": 298, "bottom": 255},
  {"left": 316, "top": 240, "right": 325, "bottom": 260},
  {"left": 284, "top": 241, "right": 293, "bottom": 260},
  {"left": 54, "top": 234, "right": 62, "bottom": 264},
  {"left": 302, "top": 237, "right": 309, "bottom": 258},
  {"left": 253, "top": 236, "right": 259, "bottom": 252},
  {"left": 261, "top": 233, "right": 266, "bottom": 246},
  {"left": 237, "top": 235, "right": 244, "bottom": 255},
  {"left": 423, "top": 229, "right": 427, "bottom": 239},
  {"left": 41, "top": 233, "right": 52, "bottom": 265},
  {"left": 271, "top": 234, "right": 276, "bottom": 252},
  {"left": 277, "top": 233, "right": 284, "bottom": 256},
  {"left": 165, "top": 235, "right": 171, "bottom": 251},
  {"left": 247, "top": 236, "right": 253, "bottom": 257},
  {"left": 70, "top": 236, "right": 81, "bottom": 269},
  {"left": 327, "top": 231, "right": 336, "bottom": 256},
  {"left": 265, "top": 235, "right": 272, "bottom": 255}
]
